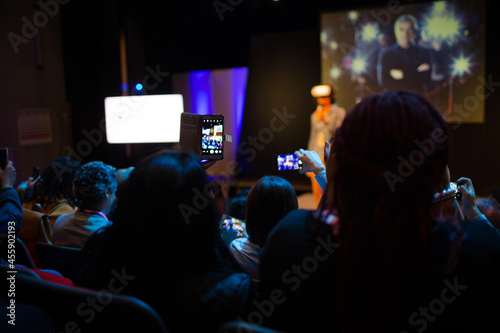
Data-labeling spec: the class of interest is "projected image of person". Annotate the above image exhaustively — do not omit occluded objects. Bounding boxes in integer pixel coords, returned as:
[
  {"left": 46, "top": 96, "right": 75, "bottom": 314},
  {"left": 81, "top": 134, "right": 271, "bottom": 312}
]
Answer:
[
  {"left": 423, "top": 34, "right": 453, "bottom": 115},
  {"left": 378, "top": 14, "right": 432, "bottom": 95}
]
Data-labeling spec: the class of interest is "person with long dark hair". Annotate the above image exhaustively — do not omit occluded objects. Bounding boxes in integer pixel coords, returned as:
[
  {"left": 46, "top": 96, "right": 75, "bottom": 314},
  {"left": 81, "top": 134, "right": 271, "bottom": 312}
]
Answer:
[
  {"left": 327, "top": 91, "right": 500, "bottom": 332},
  {"left": 229, "top": 175, "right": 298, "bottom": 280},
  {"left": 77, "top": 151, "right": 257, "bottom": 333},
  {"left": 259, "top": 91, "right": 500, "bottom": 332}
]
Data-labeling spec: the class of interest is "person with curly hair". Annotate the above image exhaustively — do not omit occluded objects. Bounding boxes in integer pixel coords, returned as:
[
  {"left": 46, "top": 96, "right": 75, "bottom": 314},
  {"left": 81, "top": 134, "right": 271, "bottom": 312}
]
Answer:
[{"left": 52, "top": 161, "right": 117, "bottom": 248}]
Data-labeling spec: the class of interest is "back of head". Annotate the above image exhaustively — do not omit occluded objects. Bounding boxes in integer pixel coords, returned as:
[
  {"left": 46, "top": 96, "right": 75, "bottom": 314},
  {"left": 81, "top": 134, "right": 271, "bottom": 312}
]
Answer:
[
  {"left": 31, "top": 157, "right": 81, "bottom": 208},
  {"left": 330, "top": 91, "right": 450, "bottom": 208},
  {"left": 73, "top": 161, "right": 117, "bottom": 208},
  {"left": 325, "top": 91, "right": 451, "bottom": 331},
  {"left": 227, "top": 188, "right": 250, "bottom": 220},
  {"left": 109, "top": 151, "right": 222, "bottom": 267},
  {"left": 245, "top": 175, "right": 298, "bottom": 246}
]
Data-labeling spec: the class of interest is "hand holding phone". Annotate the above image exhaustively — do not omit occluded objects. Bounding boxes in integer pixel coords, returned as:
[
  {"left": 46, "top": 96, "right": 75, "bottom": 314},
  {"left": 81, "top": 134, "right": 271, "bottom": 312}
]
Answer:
[
  {"left": 26, "top": 166, "right": 41, "bottom": 190},
  {"left": 294, "top": 149, "right": 325, "bottom": 175},
  {"left": 180, "top": 113, "right": 225, "bottom": 161},
  {"left": 0, "top": 160, "right": 16, "bottom": 189}
]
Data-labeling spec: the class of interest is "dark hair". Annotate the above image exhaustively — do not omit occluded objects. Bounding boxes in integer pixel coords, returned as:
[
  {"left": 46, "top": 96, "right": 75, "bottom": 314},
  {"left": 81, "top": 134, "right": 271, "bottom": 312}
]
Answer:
[
  {"left": 245, "top": 175, "right": 298, "bottom": 246},
  {"left": 227, "top": 188, "right": 250, "bottom": 220},
  {"left": 79, "top": 151, "right": 238, "bottom": 288},
  {"left": 322, "top": 91, "right": 452, "bottom": 331},
  {"left": 73, "top": 161, "right": 117, "bottom": 207},
  {"left": 29, "top": 157, "right": 81, "bottom": 208}
]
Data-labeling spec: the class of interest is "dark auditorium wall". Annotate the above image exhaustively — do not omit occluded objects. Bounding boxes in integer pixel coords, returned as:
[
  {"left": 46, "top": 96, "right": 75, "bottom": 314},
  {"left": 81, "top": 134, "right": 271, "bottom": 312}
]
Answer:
[
  {"left": 2, "top": 0, "right": 500, "bottom": 195},
  {"left": 0, "top": 0, "right": 72, "bottom": 181},
  {"left": 237, "top": 30, "right": 320, "bottom": 187}
]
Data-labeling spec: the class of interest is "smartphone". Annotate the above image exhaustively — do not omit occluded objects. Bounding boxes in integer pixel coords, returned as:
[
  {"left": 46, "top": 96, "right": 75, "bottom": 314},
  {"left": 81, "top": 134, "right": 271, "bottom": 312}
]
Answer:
[
  {"left": 32, "top": 167, "right": 40, "bottom": 179},
  {"left": 275, "top": 154, "right": 303, "bottom": 171},
  {"left": 180, "top": 113, "right": 224, "bottom": 160},
  {"left": 451, "top": 181, "right": 463, "bottom": 203},
  {"left": 219, "top": 214, "right": 246, "bottom": 238},
  {"left": 0, "top": 147, "right": 8, "bottom": 170},
  {"left": 200, "top": 114, "right": 224, "bottom": 160}
]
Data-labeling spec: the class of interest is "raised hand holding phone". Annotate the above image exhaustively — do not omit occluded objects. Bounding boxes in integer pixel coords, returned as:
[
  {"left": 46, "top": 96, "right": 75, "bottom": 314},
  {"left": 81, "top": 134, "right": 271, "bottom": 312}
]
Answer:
[
  {"left": 294, "top": 149, "right": 324, "bottom": 175},
  {"left": 0, "top": 160, "right": 17, "bottom": 189},
  {"left": 456, "top": 177, "right": 482, "bottom": 220}
]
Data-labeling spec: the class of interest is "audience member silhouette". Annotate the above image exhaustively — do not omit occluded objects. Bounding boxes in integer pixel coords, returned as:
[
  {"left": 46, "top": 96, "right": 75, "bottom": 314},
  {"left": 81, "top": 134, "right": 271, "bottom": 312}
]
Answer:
[
  {"left": 227, "top": 188, "right": 250, "bottom": 221},
  {"left": 219, "top": 188, "right": 250, "bottom": 247},
  {"left": 52, "top": 161, "right": 116, "bottom": 248},
  {"left": 77, "top": 151, "right": 257, "bottom": 333},
  {"left": 229, "top": 176, "right": 298, "bottom": 280},
  {"left": 259, "top": 91, "right": 500, "bottom": 333}
]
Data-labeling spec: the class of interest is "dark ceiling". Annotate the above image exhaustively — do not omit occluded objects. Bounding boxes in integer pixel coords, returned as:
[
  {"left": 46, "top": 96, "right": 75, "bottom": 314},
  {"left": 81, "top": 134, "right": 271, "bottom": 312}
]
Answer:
[{"left": 114, "top": 0, "right": 428, "bottom": 73}]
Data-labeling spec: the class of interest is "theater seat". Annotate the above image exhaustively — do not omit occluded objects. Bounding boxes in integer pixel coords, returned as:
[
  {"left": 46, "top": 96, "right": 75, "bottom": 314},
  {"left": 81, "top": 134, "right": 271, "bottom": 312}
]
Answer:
[
  {"left": 0, "top": 233, "right": 37, "bottom": 269},
  {"left": 18, "top": 208, "right": 53, "bottom": 266},
  {"left": 36, "top": 242, "right": 82, "bottom": 282},
  {"left": 0, "top": 263, "right": 40, "bottom": 279},
  {"left": 0, "top": 269, "right": 169, "bottom": 333}
]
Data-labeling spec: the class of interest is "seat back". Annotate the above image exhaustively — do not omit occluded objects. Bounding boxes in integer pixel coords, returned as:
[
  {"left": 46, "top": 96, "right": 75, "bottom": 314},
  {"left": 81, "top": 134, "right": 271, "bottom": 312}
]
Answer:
[
  {"left": 0, "top": 269, "right": 168, "bottom": 333},
  {"left": 0, "top": 233, "right": 37, "bottom": 269},
  {"left": 36, "top": 242, "right": 82, "bottom": 282},
  {"left": 0, "top": 262, "right": 40, "bottom": 279},
  {"left": 18, "top": 208, "right": 53, "bottom": 266}
]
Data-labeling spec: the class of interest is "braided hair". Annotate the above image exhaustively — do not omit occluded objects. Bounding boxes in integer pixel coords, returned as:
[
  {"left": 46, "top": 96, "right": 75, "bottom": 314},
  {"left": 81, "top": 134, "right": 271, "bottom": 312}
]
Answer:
[
  {"left": 321, "top": 91, "right": 454, "bottom": 332},
  {"left": 30, "top": 157, "right": 81, "bottom": 208}
]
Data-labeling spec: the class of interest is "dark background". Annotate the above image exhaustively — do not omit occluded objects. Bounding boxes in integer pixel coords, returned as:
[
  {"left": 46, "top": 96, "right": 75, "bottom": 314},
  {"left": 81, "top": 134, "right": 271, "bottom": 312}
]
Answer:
[{"left": 58, "top": 0, "right": 500, "bottom": 194}]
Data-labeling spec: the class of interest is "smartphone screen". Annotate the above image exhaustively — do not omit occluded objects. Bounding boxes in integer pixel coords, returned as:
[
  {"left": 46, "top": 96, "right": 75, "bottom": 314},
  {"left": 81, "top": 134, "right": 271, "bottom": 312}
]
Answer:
[
  {"left": 220, "top": 214, "right": 246, "bottom": 238},
  {"left": 0, "top": 148, "right": 8, "bottom": 170},
  {"left": 275, "top": 154, "right": 303, "bottom": 171},
  {"left": 200, "top": 115, "right": 224, "bottom": 160}
]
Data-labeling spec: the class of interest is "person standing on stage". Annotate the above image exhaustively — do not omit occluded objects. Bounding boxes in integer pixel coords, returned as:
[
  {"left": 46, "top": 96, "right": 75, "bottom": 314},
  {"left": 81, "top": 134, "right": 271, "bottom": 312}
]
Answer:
[{"left": 307, "top": 84, "right": 345, "bottom": 206}]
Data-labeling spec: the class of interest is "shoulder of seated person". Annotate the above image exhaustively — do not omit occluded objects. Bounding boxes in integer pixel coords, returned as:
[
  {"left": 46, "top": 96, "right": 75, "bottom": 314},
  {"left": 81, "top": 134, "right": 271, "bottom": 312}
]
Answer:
[
  {"left": 266, "top": 209, "right": 316, "bottom": 237},
  {"left": 0, "top": 187, "right": 17, "bottom": 195},
  {"left": 229, "top": 237, "right": 247, "bottom": 247},
  {"left": 217, "top": 272, "right": 254, "bottom": 292}
]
